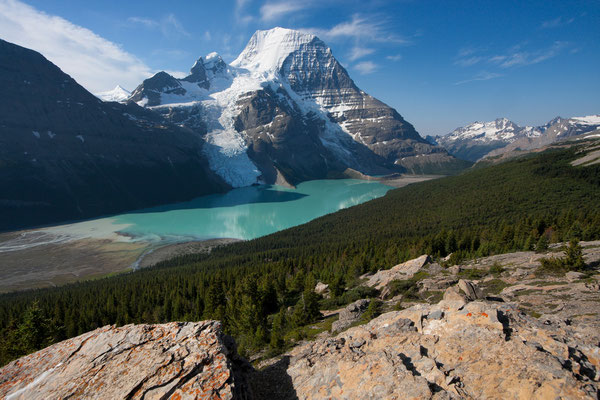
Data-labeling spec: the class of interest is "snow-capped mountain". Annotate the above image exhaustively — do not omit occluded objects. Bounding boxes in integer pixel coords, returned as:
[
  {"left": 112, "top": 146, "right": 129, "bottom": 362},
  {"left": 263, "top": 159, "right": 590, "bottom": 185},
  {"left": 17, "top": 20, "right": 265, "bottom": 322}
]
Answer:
[
  {"left": 128, "top": 27, "right": 465, "bottom": 187},
  {"left": 433, "top": 115, "right": 600, "bottom": 161},
  {"left": 96, "top": 85, "right": 131, "bottom": 102}
]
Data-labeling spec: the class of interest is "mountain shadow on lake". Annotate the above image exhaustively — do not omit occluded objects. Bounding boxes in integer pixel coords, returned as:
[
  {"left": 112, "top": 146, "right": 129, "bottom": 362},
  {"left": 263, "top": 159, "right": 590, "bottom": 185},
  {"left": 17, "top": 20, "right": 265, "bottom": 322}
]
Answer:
[{"left": 127, "top": 185, "right": 308, "bottom": 214}]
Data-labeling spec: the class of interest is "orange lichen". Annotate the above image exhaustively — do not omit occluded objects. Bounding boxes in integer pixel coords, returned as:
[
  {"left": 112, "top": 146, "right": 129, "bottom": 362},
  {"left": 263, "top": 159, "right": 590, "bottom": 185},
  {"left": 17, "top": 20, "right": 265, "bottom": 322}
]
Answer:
[
  {"left": 466, "top": 313, "right": 472, "bottom": 317},
  {"left": 480, "top": 312, "right": 488, "bottom": 317}
]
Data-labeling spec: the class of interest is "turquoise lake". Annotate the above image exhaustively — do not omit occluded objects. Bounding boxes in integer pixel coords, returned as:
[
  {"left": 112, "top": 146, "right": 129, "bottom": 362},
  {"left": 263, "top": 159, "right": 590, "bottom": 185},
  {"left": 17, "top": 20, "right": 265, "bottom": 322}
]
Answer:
[{"left": 112, "top": 179, "right": 392, "bottom": 242}]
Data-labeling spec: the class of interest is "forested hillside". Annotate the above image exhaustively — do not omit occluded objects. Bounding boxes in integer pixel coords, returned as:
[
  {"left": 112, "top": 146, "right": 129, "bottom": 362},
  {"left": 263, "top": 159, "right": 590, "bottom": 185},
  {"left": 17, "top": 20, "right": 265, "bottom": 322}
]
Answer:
[{"left": 1, "top": 143, "right": 599, "bottom": 366}]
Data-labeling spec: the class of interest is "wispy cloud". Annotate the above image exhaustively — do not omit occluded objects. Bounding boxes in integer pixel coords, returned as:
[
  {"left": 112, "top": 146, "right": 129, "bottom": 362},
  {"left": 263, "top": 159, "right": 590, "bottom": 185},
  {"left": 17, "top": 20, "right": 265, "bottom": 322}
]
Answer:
[
  {"left": 454, "top": 56, "right": 484, "bottom": 67},
  {"left": 260, "top": 1, "right": 309, "bottom": 22},
  {"left": 0, "top": 0, "right": 152, "bottom": 92},
  {"left": 386, "top": 54, "right": 402, "bottom": 61},
  {"left": 348, "top": 46, "right": 375, "bottom": 61},
  {"left": 454, "top": 71, "right": 502, "bottom": 85},
  {"left": 127, "top": 14, "right": 190, "bottom": 38},
  {"left": 494, "top": 41, "right": 569, "bottom": 68},
  {"left": 541, "top": 16, "right": 574, "bottom": 29},
  {"left": 455, "top": 41, "right": 571, "bottom": 70},
  {"left": 307, "top": 14, "right": 410, "bottom": 44},
  {"left": 354, "top": 61, "right": 378, "bottom": 74},
  {"left": 235, "top": 0, "right": 254, "bottom": 24}
]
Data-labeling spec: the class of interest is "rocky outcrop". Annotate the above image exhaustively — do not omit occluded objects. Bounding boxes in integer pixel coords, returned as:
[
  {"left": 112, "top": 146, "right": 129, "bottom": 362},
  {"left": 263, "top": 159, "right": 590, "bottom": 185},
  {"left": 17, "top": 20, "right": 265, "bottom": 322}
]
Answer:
[
  {"left": 286, "top": 297, "right": 599, "bottom": 399},
  {"left": 0, "top": 321, "right": 250, "bottom": 400},
  {"left": 331, "top": 299, "right": 370, "bottom": 333},
  {"left": 366, "top": 254, "right": 431, "bottom": 289}
]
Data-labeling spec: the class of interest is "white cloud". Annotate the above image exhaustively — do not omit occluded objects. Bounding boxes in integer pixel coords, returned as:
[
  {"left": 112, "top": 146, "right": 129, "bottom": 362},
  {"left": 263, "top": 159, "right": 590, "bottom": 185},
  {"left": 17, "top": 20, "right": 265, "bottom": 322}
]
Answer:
[
  {"left": 454, "top": 71, "right": 502, "bottom": 85},
  {"left": 348, "top": 46, "right": 374, "bottom": 61},
  {"left": 541, "top": 16, "right": 574, "bottom": 29},
  {"left": 455, "top": 41, "right": 571, "bottom": 71},
  {"left": 260, "top": 1, "right": 308, "bottom": 21},
  {"left": 127, "top": 14, "right": 190, "bottom": 38},
  {"left": 386, "top": 54, "right": 402, "bottom": 61},
  {"left": 0, "top": 0, "right": 153, "bottom": 93},
  {"left": 306, "top": 14, "right": 410, "bottom": 44},
  {"left": 494, "top": 41, "right": 569, "bottom": 68},
  {"left": 454, "top": 56, "right": 483, "bottom": 67},
  {"left": 354, "top": 61, "right": 377, "bottom": 75},
  {"left": 235, "top": 0, "right": 254, "bottom": 24}
]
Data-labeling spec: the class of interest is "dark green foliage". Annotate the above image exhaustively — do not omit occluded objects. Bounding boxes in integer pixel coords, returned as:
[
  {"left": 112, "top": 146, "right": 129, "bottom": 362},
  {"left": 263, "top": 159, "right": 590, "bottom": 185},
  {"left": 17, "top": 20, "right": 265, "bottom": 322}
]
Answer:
[
  {"left": 458, "top": 268, "right": 486, "bottom": 280},
  {"left": 564, "top": 240, "right": 586, "bottom": 271},
  {"left": 488, "top": 263, "right": 505, "bottom": 276},
  {"left": 387, "top": 279, "right": 420, "bottom": 300},
  {"left": 481, "top": 279, "right": 511, "bottom": 296},
  {"left": 536, "top": 235, "right": 550, "bottom": 252},
  {"left": 537, "top": 240, "right": 587, "bottom": 275},
  {"left": 319, "top": 286, "right": 379, "bottom": 310},
  {"left": 0, "top": 146, "right": 599, "bottom": 366},
  {"left": 361, "top": 299, "right": 383, "bottom": 322}
]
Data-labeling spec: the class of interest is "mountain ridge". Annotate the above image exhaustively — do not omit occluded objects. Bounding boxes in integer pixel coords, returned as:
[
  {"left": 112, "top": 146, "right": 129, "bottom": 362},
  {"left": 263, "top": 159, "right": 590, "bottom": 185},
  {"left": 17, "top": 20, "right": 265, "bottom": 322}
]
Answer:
[
  {"left": 433, "top": 114, "right": 600, "bottom": 161},
  {"left": 0, "top": 38, "right": 227, "bottom": 231}
]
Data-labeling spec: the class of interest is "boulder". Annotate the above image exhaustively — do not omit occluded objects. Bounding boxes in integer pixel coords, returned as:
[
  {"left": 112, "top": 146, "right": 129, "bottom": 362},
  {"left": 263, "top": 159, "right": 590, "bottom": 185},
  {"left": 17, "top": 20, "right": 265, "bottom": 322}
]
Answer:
[
  {"left": 0, "top": 321, "right": 250, "bottom": 400},
  {"left": 458, "top": 279, "right": 484, "bottom": 301},
  {"left": 314, "top": 281, "right": 329, "bottom": 295},
  {"left": 366, "top": 255, "right": 431, "bottom": 289},
  {"left": 331, "top": 299, "right": 371, "bottom": 333}
]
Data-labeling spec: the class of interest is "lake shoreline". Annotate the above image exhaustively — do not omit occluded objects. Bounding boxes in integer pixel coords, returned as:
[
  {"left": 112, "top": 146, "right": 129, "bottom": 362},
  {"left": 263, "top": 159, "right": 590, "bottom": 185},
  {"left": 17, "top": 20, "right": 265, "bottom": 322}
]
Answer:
[{"left": 134, "top": 238, "right": 243, "bottom": 269}]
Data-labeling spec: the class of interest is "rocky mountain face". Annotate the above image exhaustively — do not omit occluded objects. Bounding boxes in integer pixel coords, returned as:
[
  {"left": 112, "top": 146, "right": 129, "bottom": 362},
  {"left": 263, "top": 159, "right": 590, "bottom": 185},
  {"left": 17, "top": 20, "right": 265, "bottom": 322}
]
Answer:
[
  {"left": 0, "top": 321, "right": 251, "bottom": 400},
  {"left": 433, "top": 115, "right": 600, "bottom": 161},
  {"left": 0, "top": 39, "right": 227, "bottom": 231},
  {"left": 3, "top": 244, "right": 599, "bottom": 399},
  {"left": 128, "top": 28, "right": 466, "bottom": 187}
]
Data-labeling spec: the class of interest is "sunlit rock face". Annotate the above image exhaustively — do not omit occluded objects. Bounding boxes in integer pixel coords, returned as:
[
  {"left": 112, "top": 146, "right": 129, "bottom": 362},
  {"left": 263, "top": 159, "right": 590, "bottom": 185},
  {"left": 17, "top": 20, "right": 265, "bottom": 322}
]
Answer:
[{"left": 0, "top": 321, "right": 251, "bottom": 400}]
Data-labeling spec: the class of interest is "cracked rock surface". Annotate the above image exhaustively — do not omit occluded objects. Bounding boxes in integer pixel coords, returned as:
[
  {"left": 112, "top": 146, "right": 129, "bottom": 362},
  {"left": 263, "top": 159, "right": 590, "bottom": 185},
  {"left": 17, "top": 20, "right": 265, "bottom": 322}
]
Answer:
[
  {"left": 286, "top": 299, "right": 599, "bottom": 399},
  {"left": 0, "top": 321, "right": 250, "bottom": 400}
]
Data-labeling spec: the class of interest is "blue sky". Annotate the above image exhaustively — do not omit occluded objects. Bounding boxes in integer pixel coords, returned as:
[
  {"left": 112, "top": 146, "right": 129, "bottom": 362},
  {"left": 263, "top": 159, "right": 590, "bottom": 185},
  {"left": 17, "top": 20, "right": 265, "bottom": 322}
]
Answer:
[{"left": 0, "top": 0, "right": 598, "bottom": 135}]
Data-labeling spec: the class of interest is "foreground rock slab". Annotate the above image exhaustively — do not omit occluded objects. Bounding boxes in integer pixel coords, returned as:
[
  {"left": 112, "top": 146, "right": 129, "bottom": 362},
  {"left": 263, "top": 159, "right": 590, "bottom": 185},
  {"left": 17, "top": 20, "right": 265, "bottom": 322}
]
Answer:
[
  {"left": 286, "top": 300, "right": 599, "bottom": 399},
  {"left": 0, "top": 321, "right": 249, "bottom": 400}
]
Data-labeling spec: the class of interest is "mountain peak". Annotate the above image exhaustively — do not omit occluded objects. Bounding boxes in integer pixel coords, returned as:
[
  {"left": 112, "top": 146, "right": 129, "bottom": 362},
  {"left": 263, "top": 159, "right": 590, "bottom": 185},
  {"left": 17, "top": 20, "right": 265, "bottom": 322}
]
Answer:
[
  {"left": 96, "top": 85, "right": 131, "bottom": 102},
  {"left": 231, "top": 27, "right": 319, "bottom": 72}
]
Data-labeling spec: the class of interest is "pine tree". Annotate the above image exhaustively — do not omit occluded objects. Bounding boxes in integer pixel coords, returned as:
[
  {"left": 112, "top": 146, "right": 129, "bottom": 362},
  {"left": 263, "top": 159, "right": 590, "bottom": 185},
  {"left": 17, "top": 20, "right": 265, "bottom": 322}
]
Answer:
[
  {"left": 18, "top": 301, "right": 50, "bottom": 354},
  {"left": 536, "top": 235, "right": 549, "bottom": 252},
  {"left": 564, "top": 240, "right": 586, "bottom": 271}
]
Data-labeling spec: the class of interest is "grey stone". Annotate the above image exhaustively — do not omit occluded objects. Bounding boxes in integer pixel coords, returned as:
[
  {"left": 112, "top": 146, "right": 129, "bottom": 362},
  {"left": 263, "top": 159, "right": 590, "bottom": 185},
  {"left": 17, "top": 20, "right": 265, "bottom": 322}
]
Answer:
[
  {"left": 458, "top": 279, "right": 484, "bottom": 301},
  {"left": 331, "top": 299, "right": 370, "bottom": 333},
  {"left": 428, "top": 310, "right": 444, "bottom": 320}
]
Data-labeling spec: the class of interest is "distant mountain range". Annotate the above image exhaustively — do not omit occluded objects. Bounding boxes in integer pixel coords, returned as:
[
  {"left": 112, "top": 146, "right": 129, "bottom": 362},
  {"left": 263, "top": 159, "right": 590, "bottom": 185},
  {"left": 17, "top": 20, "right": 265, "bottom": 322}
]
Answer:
[{"left": 428, "top": 115, "right": 600, "bottom": 161}]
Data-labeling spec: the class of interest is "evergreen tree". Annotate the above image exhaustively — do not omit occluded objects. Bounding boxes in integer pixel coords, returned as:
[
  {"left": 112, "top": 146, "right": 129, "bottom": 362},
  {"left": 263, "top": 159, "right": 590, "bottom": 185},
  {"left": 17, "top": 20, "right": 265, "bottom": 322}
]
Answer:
[
  {"left": 270, "top": 308, "right": 286, "bottom": 351},
  {"left": 564, "top": 240, "right": 586, "bottom": 271},
  {"left": 536, "top": 235, "right": 549, "bottom": 252},
  {"left": 17, "top": 301, "right": 50, "bottom": 354}
]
